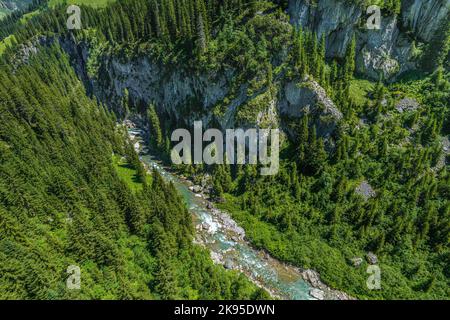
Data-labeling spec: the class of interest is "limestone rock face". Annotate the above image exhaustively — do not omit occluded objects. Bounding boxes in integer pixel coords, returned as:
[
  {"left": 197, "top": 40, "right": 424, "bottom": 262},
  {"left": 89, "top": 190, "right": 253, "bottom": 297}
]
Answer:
[
  {"left": 401, "top": 0, "right": 450, "bottom": 42},
  {"left": 0, "top": 0, "right": 32, "bottom": 11},
  {"left": 0, "top": 1, "right": 16, "bottom": 10},
  {"left": 356, "top": 15, "right": 414, "bottom": 80},
  {"left": 105, "top": 57, "right": 232, "bottom": 126},
  {"left": 288, "top": 0, "right": 449, "bottom": 80},
  {"left": 288, "top": 0, "right": 362, "bottom": 58},
  {"left": 10, "top": 36, "right": 54, "bottom": 71},
  {"left": 280, "top": 79, "right": 343, "bottom": 139},
  {"left": 60, "top": 37, "right": 342, "bottom": 143}
]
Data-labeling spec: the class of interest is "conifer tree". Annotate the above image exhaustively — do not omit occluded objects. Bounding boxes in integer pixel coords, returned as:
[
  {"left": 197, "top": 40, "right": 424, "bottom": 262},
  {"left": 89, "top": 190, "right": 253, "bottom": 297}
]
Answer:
[
  {"left": 147, "top": 103, "right": 163, "bottom": 149},
  {"left": 196, "top": 13, "right": 207, "bottom": 54},
  {"left": 122, "top": 88, "right": 130, "bottom": 118}
]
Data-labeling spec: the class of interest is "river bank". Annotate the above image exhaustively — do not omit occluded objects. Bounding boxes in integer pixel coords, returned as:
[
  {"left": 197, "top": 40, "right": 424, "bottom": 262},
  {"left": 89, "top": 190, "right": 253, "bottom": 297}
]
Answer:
[{"left": 125, "top": 121, "right": 354, "bottom": 300}]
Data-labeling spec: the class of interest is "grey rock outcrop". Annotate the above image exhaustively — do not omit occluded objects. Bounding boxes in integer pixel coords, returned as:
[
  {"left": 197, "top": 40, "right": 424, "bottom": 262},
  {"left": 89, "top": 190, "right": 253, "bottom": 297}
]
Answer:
[
  {"left": 59, "top": 36, "right": 342, "bottom": 142},
  {"left": 310, "top": 288, "right": 325, "bottom": 300},
  {"left": 288, "top": 0, "right": 449, "bottom": 80},
  {"left": 224, "top": 259, "right": 234, "bottom": 270},
  {"left": 401, "top": 0, "right": 450, "bottom": 42},
  {"left": 302, "top": 269, "right": 355, "bottom": 300},
  {"left": 9, "top": 36, "right": 55, "bottom": 71},
  {"left": 0, "top": 0, "right": 32, "bottom": 12},
  {"left": 0, "top": 0, "right": 33, "bottom": 19},
  {"left": 0, "top": 1, "right": 16, "bottom": 11},
  {"left": 366, "top": 252, "right": 378, "bottom": 265},
  {"left": 302, "top": 269, "right": 325, "bottom": 289},
  {"left": 280, "top": 79, "right": 343, "bottom": 139},
  {"left": 356, "top": 15, "right": 414, "bottom": 80},
  {"left": 106, "top": 57, "right": 232, "bottom": 124},
  {"left": 288, "top": 0, "right": 362, "bottom": 58},
  {"left": 355, "top": 180, "right": 376, "bottom": 200},
  {"left": 395, "top": 97, "right": 420, "bottom": 113}
]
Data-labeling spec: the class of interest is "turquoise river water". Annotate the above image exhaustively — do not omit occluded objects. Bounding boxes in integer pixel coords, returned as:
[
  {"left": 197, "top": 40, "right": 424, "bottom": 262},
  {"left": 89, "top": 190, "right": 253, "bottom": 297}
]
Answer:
[{"left": 129, "top": 127, "right": 314, "bottom": 300}]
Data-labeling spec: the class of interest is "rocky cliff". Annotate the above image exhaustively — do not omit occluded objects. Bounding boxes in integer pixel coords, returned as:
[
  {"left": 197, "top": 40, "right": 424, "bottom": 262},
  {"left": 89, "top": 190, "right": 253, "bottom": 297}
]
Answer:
[
  {"left": 59, "top": 36, "right": 341, "bottom": 143},
  {"left": 0, "top": 0, "right": 32, "bottom": 12},
  {"left": 48, "top": 0, "right": 448, "bottom": 145},
  {"left": 51, "top": 0, "right": 449, "bottom": 142},
  {"left": 401, "top": 0, "right": 450, "bottom": 42},
  {"left": 288, "top": 0, "right": 450, "bottom": 80},
  {"left": 279, "top": 79, "right": 342, "bottom": 140}
]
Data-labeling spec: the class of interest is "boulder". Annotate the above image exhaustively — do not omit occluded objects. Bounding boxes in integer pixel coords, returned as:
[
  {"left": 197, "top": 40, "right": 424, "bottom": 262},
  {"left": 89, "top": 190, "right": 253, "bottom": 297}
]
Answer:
[
  {"left": 215, "top": 197, "right": 226, "bottom": 204},
  {"left": 302, "top": 269, "right": 326, "bottom": 290},
  {"left": 355, "top": 180, "right": 376, "bottom": 200},
  {"left": 350, "top": 257, "right": 363, "bottom": 267},
  {"left": 310, "top": 288, "right": 325, "bottom": 300},
  {"left": 201, "top": 174, "right": 212, "bottom": 188},
  {"left": 224, "top": 259, "right": 234, "bottom": 270},
  {"left": 395, "top": 98, "right": 420, "bottom": 113},
  {"left": 366, "top": 252, "right": 378, "bottom": 265},
  {"left": 201, "top": 222, "right": 210, "bottom": 232}
]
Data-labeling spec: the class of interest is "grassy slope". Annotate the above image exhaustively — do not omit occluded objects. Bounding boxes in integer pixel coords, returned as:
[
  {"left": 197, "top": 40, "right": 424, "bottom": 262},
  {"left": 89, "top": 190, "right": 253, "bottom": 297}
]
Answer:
[
  {"left": 112, "top": 155, "right": 145, "bottom": 193},
  {"left": 1, "top": 0, "right": 115, "bottom": 55},
  {"left": 20, "top": 9, "right": 41, "bottom": 24},
  {"left": 0, "top": 34, "right": 15, "bottom": 55},
  {"left": 349, "top": 78, "right": 375, "bottom": 107}
]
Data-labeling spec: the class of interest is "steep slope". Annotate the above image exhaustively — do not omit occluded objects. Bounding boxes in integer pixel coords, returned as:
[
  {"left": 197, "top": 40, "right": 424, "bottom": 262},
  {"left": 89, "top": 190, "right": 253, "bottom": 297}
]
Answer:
[
  {"left": 0, "top": 0, "right": 32, "bottom": 19},
  {"left": 0, "top": 44, "right": 268, "bottom": 299},
  {"left": 1, "top": 0, "right": 448, "bottom": 301},
  {"left": 0, "top": 0, "right": 33, "bottom": 12},
  {"left": 57, "top": 10, "right": 342, "bottom": 146}
]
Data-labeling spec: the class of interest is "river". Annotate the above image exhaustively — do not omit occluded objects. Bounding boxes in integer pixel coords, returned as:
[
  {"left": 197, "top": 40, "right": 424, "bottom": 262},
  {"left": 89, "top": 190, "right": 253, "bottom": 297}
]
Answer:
[{"left": 128, "top": 126, "right": 333, "bottom": 300}]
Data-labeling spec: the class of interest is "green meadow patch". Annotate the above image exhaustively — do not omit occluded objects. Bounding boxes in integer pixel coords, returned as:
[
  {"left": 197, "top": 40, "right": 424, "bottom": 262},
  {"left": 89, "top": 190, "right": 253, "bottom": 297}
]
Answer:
[
  {"left": 349, "top": 78, "right": 375, "bottom": 107},
  {"left": 113, "top": 155, "right": 145, "bottom": 192},
  {"left": 0, "top": 35, "right": 16, "bottom": 55}
]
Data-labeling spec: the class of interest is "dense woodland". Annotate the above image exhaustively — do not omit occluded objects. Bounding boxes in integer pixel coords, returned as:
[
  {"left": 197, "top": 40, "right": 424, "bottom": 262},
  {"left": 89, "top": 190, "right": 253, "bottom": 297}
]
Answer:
[
  {"left": 0, "top": 43, "right": 269, "bottom": 299},
  {"left": 0, "top": 0, "right": 449, "bottom": 300}
]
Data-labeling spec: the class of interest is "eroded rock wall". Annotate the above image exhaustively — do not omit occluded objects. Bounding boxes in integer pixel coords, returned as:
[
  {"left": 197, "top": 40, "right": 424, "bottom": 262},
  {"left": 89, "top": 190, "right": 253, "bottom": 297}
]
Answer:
[{"left": 288, "top": 0, "right": 450, "bottom": 80}]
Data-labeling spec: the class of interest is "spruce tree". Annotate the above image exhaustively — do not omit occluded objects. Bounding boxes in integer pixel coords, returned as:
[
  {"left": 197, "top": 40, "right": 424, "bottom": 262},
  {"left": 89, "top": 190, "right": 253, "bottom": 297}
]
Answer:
[{"left": 147, "top": 103, "right": 163, "bottom": 149}]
